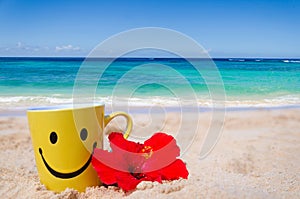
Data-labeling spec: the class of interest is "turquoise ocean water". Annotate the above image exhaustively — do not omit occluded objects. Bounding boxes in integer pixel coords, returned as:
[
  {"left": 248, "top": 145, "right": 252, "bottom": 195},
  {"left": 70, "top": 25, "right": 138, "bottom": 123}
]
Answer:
[{"left": 0, "top": 57, "right": 299, "bottom": 109}]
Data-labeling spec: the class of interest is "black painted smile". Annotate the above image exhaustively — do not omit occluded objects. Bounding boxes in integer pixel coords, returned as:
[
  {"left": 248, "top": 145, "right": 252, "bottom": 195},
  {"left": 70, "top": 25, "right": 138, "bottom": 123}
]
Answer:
[{"left": 39, "top": 148, "right": 92, "bottom": 179}]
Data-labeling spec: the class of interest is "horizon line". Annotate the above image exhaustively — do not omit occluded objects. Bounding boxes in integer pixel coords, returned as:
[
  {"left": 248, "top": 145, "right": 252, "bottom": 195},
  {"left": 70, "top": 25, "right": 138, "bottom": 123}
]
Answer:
[{"left": 0, "top": 56, "right": 300, "bottom": 60}]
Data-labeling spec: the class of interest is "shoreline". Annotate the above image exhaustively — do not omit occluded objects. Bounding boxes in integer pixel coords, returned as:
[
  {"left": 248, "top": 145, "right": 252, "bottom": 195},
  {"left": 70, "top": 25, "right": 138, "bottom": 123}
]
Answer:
[
  {"left": 0, "top": 93, "right": 299, "bottom": 107},
  {"left": 0, "top": 103, "right": 300, "bottom": 117}
]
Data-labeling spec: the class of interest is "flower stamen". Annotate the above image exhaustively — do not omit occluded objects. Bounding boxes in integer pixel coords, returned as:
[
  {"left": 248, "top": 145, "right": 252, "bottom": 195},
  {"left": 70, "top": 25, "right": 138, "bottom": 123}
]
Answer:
[{"left": 141, "top": 145, "right": 153, "bottom": 159}]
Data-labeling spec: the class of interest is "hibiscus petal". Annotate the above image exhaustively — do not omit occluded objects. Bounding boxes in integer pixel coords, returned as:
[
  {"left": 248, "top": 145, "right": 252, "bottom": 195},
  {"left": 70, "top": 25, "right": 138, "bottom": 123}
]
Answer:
[
  {"left": 116, "top": 172, "right": 143, "bottom": 191},
  {"left": 144, "top": 133, "right": 180, "bottom": 158},
  {"left": 144, "top": 171, "right": 162, "bottom": 183},
  {"left": 109, "top": 132, "right": 148, "bottom": 172},
  {"left": 142, "top": 133, "right": 181, "bottom": 171},
  {"left": 92, "top": 153, "right": 119, "bottom": 185},
  {"left": 159, "top": 159, "right": 189, "bottom": 180},
  {"left": 91, "top": 132, "right": 189, "bottom": 192},
  {"left": 109, "top": 132, "right": 143, "bottom": 153},
  {"left": 144, "top": 132, "right": 178, "bottom": 152},
  {"left": 93, "top": 147, "right": 133, "bottom": 173}
]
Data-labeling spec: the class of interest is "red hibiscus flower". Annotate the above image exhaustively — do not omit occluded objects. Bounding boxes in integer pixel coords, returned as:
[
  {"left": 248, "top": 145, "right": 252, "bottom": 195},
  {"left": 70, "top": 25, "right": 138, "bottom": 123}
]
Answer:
[{"left": 92, "top": 132, "right": 189, "bottom": 191}]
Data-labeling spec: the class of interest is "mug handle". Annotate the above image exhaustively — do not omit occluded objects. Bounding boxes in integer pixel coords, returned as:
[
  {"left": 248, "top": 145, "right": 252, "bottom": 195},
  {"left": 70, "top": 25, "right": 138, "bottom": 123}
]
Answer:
[{"left": 104, "top": 111, "right": 133, "bottom": 139}]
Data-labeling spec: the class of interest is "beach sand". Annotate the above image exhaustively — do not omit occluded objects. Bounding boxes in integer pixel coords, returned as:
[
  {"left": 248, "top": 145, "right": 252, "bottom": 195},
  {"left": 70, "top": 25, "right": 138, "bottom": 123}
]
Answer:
[{"left": 0, "top": 108, "right": 299, "bottom": 198}]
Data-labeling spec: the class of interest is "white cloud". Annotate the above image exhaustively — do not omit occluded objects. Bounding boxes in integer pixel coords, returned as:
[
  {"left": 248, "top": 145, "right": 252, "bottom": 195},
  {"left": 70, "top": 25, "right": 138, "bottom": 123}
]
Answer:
[
  {"left": 15, "top": 42, "right": 40, "bottom": 52},
  {"left": 16, "top": 41, "right": 22, "bottom": 48},
  {"left": 0, "top": 42, "right": 49, "bottom": 56},
  {"left": 55, "top": 44, "right": 81, "bottom": 52},
  {"left": 0, "top": 42, "right": 86, "bottom": 56},
  {"left": 0, "top": 42, "right": 85, "bottom": 56}
]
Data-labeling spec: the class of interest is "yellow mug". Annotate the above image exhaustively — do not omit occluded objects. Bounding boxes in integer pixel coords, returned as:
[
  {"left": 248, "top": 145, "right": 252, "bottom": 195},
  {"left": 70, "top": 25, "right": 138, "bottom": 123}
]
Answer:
[{"left": 27, "top": 103, "right": 132, "bottom": 192}]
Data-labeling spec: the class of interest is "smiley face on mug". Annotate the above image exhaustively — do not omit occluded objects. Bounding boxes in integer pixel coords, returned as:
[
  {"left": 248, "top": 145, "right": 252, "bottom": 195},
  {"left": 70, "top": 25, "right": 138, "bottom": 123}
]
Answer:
[
  {"left": 28, "top": 107, "right": 103, "bottom": 192},
  {"left": 27, "top": 104, "right": 131, "bottom": 192},
  {"left": 38, "top": 128, "right": 97, "bottom": 179}
]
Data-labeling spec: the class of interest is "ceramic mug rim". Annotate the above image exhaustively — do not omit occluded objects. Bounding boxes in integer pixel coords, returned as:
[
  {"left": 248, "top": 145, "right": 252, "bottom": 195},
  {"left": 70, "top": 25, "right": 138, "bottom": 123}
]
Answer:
[{"left": 27, "top": 103, "right": 105, "bottom": 112}]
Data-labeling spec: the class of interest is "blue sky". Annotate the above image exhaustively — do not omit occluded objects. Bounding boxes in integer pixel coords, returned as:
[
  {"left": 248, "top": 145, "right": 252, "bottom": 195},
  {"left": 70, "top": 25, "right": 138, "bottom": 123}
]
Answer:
[{"left": 0, "top": 0, "right": 299, "bottom": 58}]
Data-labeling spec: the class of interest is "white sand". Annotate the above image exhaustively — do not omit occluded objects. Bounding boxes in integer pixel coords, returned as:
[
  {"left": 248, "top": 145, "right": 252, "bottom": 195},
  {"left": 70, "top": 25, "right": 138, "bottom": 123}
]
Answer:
[{"left": 0, "top": 108, "right": 300, "bottom": 198}]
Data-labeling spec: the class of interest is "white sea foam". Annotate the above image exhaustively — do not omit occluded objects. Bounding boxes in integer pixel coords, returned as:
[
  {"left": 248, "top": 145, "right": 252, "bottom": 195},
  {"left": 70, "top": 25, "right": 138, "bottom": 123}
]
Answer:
[
  {"left": 0, "top": 95, "right": 299, "bottom": 112},
  {"left": 0, "top": 96, "right": 73, "bottom": 105},
  {"left": 282, "top": 60, "right": 300, "bottom": 63}
]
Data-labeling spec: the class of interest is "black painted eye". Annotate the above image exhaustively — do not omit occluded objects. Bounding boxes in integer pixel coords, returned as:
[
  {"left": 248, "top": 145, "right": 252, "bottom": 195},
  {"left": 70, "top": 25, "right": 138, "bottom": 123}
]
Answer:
[
  {"left": 80, "top": 128, "right": 88, "bottom": 141},
  {"left": 50, "top": 132, "right": 58, "bottom": 144}
]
